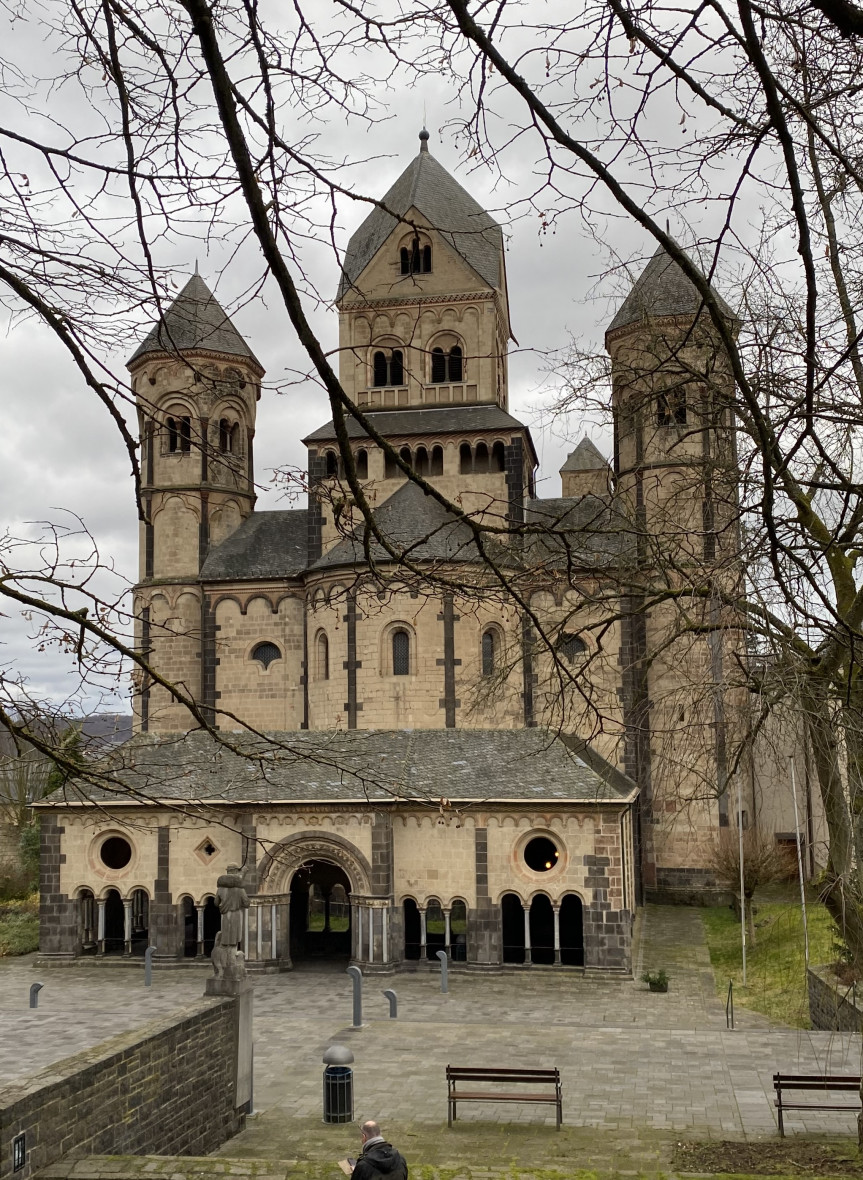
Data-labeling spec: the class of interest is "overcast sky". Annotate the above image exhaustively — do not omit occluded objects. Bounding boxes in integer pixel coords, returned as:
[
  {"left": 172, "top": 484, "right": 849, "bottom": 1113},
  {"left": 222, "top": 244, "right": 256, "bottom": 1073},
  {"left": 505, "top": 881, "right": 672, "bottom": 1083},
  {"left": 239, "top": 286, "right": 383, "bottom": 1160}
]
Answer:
[{"left": 0, "top": 61, "right": 668, "bottom": 713}]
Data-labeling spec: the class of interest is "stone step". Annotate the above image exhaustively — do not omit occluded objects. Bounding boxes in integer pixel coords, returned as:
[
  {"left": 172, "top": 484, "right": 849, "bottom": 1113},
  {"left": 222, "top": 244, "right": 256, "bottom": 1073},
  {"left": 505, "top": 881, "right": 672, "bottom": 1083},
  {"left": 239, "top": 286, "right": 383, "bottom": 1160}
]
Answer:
[{"left": 38, "top": 1159, "right": 298, "bottom": 1180}]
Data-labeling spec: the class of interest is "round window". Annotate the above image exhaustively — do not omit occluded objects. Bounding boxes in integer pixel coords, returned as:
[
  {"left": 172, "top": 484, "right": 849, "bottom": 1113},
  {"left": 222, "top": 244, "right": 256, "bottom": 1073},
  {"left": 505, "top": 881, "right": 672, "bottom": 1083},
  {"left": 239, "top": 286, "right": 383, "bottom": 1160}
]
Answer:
[
  {"left": 100, "top": 836, "right": 132, "bottom": 869},
  {"left": 523, "top": 836, "right": 560, "bottom": 873}
]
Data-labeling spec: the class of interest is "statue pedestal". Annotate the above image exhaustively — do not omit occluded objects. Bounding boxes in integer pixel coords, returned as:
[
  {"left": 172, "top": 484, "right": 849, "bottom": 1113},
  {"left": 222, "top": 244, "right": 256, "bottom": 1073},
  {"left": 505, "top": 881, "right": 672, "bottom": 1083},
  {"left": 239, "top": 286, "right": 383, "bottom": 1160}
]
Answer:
[{"left": 205, "top": 976, "right": 251, "bottom": 997}]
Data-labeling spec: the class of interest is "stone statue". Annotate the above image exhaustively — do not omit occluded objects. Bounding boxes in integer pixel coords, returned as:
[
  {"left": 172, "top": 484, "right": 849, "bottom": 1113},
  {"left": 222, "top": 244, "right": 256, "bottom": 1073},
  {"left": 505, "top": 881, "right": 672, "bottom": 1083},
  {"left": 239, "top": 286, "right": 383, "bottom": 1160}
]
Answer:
[
  {"left": 216, "top": 863, "right": 250, "bottom": 948},
  {"left": 208, "top": 863, "right": 250, "bottom": 989}
]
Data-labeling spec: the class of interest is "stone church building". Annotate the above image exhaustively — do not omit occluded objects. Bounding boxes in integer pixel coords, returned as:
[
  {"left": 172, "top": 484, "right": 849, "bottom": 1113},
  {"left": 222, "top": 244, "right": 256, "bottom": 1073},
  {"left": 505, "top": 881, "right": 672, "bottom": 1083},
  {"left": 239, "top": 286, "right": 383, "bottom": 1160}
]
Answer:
[{"left": 37, "top": 131, "right": 769, "bottom": 975}]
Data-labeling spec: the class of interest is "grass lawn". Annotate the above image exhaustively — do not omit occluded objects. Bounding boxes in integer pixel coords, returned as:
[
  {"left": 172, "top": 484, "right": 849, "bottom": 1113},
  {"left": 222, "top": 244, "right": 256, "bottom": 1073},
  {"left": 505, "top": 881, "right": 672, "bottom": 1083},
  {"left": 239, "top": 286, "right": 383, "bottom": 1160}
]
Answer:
[
  {"left": 0, "top": 895, "right": 39, "bottom": 956},
  {"left": 701, "top": 885, "right": 835, "bottom": 1027}
]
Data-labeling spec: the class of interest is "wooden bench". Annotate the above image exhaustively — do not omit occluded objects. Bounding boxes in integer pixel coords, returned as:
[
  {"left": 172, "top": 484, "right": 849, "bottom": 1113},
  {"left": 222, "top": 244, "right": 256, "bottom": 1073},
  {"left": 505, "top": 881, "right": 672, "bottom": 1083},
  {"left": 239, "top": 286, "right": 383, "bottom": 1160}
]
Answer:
[
  {"left": 446, "top": 1066, "right": 562, "bottom": 1129},
  {"left": 773, "top": 1073, "right": 861, "bottom": 1136}
]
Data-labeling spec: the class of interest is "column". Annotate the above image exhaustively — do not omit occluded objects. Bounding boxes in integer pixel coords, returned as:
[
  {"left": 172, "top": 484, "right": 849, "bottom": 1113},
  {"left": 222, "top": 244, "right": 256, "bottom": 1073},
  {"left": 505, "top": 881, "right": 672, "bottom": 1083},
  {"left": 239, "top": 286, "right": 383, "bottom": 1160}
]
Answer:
[
  {"left": 243, "top": 908, "right": 249, "bottom": 959},
  {"left": 271, "top": 903, "right": 277, "bottom": 959},
  {"left": 382, "top": 907, "right": 389, "bottom": 964},
  {"left": 553, "top": 904, "right": 561, "bottom": 965},
  {"left": 523, "top": 905, "right": 531, "bottom": 965},
  {"left": 256, "top": 907, "right": 263, "bottom": 960},
  {"left": 123, "top": 898, "right": 133, "bottom": 956},
  {"left": 355, "top": 904, "right": 363, "bottom": 960},
  {"left": 444, "top": 908, "right": 452, "bottom": 953},
  {"left": 419, "top": 907, "right": 427, "bottom": 957},
  {"left": 196, "top": 904, "right": 205, "bottom": 957},
  {"left": 368, "top": 907, "right": 375, "bottom": 963},
  {"left": 97, "top": 898, "right": 106, "bottom": 955}
]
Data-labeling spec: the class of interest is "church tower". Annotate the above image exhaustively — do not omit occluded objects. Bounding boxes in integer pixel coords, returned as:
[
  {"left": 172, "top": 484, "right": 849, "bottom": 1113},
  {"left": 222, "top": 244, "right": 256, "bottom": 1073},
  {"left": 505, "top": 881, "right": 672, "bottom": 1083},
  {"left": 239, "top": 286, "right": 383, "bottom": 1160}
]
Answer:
[
  {"left": 605, "top": 244, "right": 743, "bottom": 900},
  {"left": 128, "top": 275, "right": 264, "bottom": 732}
]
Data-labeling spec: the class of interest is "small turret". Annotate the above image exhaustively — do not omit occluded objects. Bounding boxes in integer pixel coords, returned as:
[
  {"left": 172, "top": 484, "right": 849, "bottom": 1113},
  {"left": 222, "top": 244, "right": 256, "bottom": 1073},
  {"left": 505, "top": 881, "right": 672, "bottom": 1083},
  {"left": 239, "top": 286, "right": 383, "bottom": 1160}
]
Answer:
[{"left": 560, "top": 438, "right": 610, "bottom": 498}]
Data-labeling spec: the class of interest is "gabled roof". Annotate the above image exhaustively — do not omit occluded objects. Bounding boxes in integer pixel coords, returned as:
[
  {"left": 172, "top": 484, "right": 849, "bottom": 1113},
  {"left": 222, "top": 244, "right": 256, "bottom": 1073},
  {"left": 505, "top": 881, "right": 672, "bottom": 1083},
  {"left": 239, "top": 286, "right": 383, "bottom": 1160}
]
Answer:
[
  {"left": 524, "top": 495, "right": 622, "bottom": 567},
  {"left": 560, "top": 438, "right": 608, "bottom": 472},
  {"left": 607, "top": 243, "right": 737, "bottom": 335},
  {"left": 37, "top": 728, "right": 636, "bottom": 806},
  {"left": 337, "top": 140, "right": 504, "bottom": 300},
  {"left": 199, "top": 510, "right": 308, "bottom": 582},
  {"left": 127, "top": 274, "right": 263, "bottom": 371},
  {"left": 312, "top": 479, "right": 481, "bottom": 571}
]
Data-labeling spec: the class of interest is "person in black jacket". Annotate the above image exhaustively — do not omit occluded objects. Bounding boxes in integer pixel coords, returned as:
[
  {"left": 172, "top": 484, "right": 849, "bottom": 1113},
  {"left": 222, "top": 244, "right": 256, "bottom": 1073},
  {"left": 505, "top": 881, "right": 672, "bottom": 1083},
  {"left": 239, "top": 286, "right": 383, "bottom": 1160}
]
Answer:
[{"left": 351, "top": 1121, "right": 407, "bottom": 1180}]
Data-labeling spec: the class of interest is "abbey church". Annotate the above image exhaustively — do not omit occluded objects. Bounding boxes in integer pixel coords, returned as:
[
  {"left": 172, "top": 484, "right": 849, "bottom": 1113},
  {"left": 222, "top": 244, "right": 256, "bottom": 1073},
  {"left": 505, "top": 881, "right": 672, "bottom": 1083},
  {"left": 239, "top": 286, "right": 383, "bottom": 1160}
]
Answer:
[{"left": 36, "top": 132, "right": 804, "bottom": 975}]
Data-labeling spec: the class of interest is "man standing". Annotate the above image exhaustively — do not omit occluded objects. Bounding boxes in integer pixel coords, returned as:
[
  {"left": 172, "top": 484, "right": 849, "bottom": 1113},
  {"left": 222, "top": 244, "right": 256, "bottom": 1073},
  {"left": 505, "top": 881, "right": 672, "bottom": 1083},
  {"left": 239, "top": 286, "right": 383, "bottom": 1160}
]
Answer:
[{"left": 351, "top": 1121, "right": 407, "bottom": 1180}]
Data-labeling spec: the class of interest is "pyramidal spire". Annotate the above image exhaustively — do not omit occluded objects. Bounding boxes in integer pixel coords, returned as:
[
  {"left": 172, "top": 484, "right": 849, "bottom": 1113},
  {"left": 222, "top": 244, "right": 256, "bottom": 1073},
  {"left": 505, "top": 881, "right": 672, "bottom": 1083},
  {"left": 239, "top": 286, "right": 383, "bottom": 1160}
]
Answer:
[
  {"left": 606, "top": 242, "right": 736, "bottom": 335},
  {"left": 127, "top": 273, "right": 262, "bottom": 371}
]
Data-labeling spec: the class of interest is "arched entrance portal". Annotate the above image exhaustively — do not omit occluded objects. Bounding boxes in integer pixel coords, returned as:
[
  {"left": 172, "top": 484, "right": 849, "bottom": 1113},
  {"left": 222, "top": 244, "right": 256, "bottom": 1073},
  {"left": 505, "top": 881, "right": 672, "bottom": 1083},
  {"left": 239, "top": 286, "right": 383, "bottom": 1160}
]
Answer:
[{"left": 290, "top": 860, "right": 352, "bottom": 963}]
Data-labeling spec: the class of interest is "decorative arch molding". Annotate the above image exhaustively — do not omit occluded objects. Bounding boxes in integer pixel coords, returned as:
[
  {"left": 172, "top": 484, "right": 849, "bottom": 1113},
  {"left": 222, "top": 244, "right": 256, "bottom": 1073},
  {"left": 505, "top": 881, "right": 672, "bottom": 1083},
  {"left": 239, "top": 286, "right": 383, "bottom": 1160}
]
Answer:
[
  {"left": 212, "top": 593, "right": 246, "bottom": 616},
  {"left": 257, "top": 830, "right": 373, "bottom": 895}
]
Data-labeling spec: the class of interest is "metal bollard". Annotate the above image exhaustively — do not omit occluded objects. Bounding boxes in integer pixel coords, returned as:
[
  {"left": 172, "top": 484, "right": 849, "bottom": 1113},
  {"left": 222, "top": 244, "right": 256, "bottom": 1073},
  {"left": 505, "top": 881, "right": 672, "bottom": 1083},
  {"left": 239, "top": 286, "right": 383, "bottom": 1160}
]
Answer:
[
  {"left": 29, "top": 983, "right": 43, "bottom": 1009},
  {"left": 346, "top": 964, "right": 363, "bottom": 1027},
  {"left": 382, "top": 988, "right": 398, "bottom": 1018},
  {"left": 144, "top": 946, "right": 155, "bottom": 987},
  {"left": 436, "top": 949, "right": 449, "bottom": 993}
]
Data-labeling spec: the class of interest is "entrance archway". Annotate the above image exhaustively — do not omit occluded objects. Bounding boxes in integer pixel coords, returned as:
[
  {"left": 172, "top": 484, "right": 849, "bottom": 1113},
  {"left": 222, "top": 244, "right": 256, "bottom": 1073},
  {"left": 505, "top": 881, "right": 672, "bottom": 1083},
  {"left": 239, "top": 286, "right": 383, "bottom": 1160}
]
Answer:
[
  {"left": 501, "top": 893, "right": 525, "bottom": 963},
  {"left": 560, "top": 893, "right": 584, "bottom": 966},
  {"left": 103, "top": 889, "right": 124, "bottom": 955},
  {"left": 529, "top": 895, "right": 555, "bottom": 965},
  {"left": 289, "top": 859, "right": 352, "bottom": 963}
]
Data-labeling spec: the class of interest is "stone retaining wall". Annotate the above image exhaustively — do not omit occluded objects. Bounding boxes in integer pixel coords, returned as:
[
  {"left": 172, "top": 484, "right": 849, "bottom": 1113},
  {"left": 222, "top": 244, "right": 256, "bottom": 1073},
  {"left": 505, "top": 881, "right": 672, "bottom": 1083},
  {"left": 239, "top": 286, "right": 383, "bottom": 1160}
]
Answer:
[
  {"left": 807, "top": 964, "right": 863, "bottom": 1031},
  {"left": 0, "top": 996, "right": 244, "bottom": 1180}
]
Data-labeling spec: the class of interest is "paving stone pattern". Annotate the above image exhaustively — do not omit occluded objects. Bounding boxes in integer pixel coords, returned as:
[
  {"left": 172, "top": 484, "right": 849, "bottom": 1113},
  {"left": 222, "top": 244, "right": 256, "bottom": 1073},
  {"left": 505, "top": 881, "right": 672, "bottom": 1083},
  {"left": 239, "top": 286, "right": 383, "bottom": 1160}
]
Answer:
[{"left": 1, "top": 905, "right": 861, "bottom": 1157}]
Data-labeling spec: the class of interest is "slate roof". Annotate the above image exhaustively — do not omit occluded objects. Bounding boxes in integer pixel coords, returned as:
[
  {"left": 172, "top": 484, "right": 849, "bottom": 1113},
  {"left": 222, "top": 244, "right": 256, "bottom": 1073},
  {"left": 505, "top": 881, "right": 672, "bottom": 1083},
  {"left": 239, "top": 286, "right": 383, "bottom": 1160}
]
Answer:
[
  {"left": 524, "top": 495, "right": 622, "bottom": 567},
  {"left": 304, "top": 406, "right": 527, "bottom": 443},
  {"left": 560, "top": 438, "right": 608, "bottom": 472},
  {"left": 312, "top": 480, "right": 481, "bottom": 571},
  {"left": 41, "top": 728, "right": 636, "bottom": 806},
  {"left": 128, "top": 274, "right": 263, "bottom": 370},
  {"left": 200, "top": 510, "right": 308, "bottom": 581},
  {"left": 607, "top": 243, "right": 737, "bottom": 334},
  {"left": 337, "top": 140, "right": 504, "bottom": 300}
]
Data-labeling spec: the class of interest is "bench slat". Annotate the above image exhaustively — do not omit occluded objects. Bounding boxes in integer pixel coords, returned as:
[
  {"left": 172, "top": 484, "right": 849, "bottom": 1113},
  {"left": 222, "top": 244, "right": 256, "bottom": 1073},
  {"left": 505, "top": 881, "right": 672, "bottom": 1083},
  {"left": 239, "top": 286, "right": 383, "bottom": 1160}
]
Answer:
[{"left": 451, "top": 1092, "right": 560, "bottom": 1102}]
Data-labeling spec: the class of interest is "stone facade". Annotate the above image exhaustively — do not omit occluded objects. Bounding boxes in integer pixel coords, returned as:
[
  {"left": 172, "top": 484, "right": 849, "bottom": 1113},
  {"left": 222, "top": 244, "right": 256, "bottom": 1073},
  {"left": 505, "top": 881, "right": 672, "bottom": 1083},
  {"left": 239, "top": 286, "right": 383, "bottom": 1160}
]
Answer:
[{"left": 0, "top": 996, "right": 245, "bottom": 1180}]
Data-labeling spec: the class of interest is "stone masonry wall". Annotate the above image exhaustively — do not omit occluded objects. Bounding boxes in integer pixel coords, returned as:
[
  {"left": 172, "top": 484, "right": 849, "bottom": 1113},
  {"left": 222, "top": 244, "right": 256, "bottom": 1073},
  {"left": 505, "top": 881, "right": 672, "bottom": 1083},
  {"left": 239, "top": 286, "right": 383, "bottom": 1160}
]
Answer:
[
  {"left": 808, "top": 965, "right": 863, "bottom": 1032},
  {"left": 0, "top": 997, "right": 243, "bottom": 1180}
]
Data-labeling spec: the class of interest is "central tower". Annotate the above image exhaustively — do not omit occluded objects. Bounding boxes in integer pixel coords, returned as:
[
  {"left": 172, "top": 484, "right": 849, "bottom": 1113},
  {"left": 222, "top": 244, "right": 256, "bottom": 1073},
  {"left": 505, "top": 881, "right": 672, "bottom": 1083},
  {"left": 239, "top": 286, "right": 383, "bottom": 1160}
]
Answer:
[{"left": 336, "top": 129, "right": 511, "bottom": 412}]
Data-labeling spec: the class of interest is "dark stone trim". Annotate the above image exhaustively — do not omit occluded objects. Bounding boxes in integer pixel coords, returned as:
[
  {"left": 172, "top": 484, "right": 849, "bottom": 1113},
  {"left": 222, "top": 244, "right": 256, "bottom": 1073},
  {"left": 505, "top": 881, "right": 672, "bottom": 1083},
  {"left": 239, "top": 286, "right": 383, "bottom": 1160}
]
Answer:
[
  {"left": 521, "top": 616, "right": 536, "bottom": 727},
  {"left": 474, "top": 827, "right": 489, "bottom": 899},
  {"left": 150, "top": 826, "right": 177, "bottom": 960},
  {"left": 301, "top": 597, "right": 309, "bottom": 730},
  {"left": 39, "top": 819, "right": 76, "bottom": 958},
  {"left": 198, "top": 491, "right": 210, "bottom": 573},
  {"left": 140, "top": 606, "right": 151, "bottom": 733},
  {"left": 247, "top": 427, "right": 255, "bottom": 496},
  {"left": 346, "top": 591, "right": 358, "bottom": 729},
  {"left": 439, "top": 593, "right": 458, "bottom": 728},
  {"left": 201, "top": 592, "right": 217, "bottom": 727},
  {"left": 144, "top": 494, "right": 154, "bottom": 580},
  {"left": 307, "top": 455, "right": 325, "bottom": 564},
  {"left": 200, "top": 416, "right": 209, "bottom": 482},
  {"left": 504, "top": 436, "right": 525, "bottom": 525},
  {"left": 371, "top": 813, "right": 393, "bottom": 896},
  {"left": 241, "top": 818, "right": 258, "bottom": 894},
  {"left": 620, "top": 593, "right": 649, "bottom": 903}
]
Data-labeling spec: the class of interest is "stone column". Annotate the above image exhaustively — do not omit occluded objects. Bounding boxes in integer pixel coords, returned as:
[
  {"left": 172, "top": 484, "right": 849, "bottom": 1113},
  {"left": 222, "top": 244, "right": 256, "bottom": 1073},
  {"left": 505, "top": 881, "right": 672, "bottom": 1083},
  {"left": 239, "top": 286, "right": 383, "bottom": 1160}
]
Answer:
[
  {"left": 444, "top": 908, "right": 452, "bottom": 952},
  {"left": 97, "top": 898, "right": 106, "bottom": 955},
  {"left": 553, "top": 904, "right": 561, "bottom": 965},
  {"left": 523, "top": 905, "right": 532, "bottom": 965},
  {"left": 196, "top": 904, "right": 205, "bottom": 957},
  {"left": 123, "top": 898, "right": 133, "bottom": 955},
  {"left": 419, "top": 907, "right": 427, "bottom": 956}
]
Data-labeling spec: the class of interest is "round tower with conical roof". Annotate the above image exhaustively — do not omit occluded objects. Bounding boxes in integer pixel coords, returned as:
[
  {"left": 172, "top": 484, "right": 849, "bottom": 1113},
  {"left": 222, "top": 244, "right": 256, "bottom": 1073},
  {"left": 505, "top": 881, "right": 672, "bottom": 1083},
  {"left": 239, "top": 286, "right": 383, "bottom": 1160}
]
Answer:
[
  {"left": 605, "top": 244, "right": 744, "bottom": 901},
  {"left": 128, "top": 274, "right": 264, "bottom": 732}
]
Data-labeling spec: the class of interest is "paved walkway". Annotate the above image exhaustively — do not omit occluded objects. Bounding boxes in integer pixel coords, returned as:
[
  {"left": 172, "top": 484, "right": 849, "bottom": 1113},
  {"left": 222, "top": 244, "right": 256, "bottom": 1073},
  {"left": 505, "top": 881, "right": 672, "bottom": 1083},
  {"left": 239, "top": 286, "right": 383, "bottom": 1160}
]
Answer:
[{"left": 2, "top": 905, "right": 861, "bottom": 1163}]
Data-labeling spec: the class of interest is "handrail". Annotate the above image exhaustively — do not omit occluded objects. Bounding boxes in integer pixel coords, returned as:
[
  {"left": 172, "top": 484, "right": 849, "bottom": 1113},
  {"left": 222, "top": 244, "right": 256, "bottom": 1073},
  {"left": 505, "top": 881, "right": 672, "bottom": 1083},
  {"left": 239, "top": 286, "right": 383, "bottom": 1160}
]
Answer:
[{"left": 726, "top": 979, "right": 734, "bottom": 1030}]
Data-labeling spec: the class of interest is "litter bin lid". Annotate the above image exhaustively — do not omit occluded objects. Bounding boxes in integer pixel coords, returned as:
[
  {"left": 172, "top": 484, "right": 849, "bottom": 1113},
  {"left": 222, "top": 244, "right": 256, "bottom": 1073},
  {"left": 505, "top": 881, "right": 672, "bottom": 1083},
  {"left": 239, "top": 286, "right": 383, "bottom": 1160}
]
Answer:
[{"left": 323, "top": 1044, "right": 355, "bottom": 1065}]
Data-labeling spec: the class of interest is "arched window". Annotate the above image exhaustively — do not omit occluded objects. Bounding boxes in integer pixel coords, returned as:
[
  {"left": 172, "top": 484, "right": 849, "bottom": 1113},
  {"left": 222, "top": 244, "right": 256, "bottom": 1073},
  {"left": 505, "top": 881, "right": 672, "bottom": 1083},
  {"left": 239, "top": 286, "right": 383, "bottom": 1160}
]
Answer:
[
  {"left": 385, "top": 450, "right": 398, "bottom": 479},
  {"left": 400, "top": 240, "right": 432, "bottom": 275},
  {"left": 399, "top": 446, "right": 412, "bottom": 467},
  {"left": 431, "top": 344, "right": 463, "bottom": 383},
  {"left": 325, "top": 449, "right": 339, "bottom": 477},
  {"left": 431, "top": 347, "right": 446, "bottom": 384},
  {"left": 415, "top": 446, "right": 429, "bottom": 477},
  {"left": 459, "top": 442, "right": 473, "bottom": 474},
  {"left": 316, "top": 632, "right": 329, "bottom": 681},
  {"left": 431, "top": 445, "right": 444, "bottom": 476},
  {"left": 392, "top": 629, "right": 410, "bottom": 676},
  {"left": 556, "top": 632, "right": 586, "bottom": 663},
  {"left": 450, "top": 899, "right": 467, "bottom": 961},
  {"left": 356, "top": 449, "right": 369, "bottom": 480},
  {"left": 481, "top": 629, "right": 496, "bottom": 677},
  {"left": 657, "top": 388, "right": 687, "bottom": 426},
  {"left": 230, "top": 422, "right": 240, "bottom": 454},
  {"left": 167, "top": 415, "right": 192, "bottom": 454},
  {"left": 251, "top": 641, "right": 282, "bottom": 670},
  {"left": 491, "top": 441, "right": 506, "bottom": 472},
  {"left": 474, "top": 442, "right": 489, "bottom": 474},
  {"left": 373, "top": 350, "right": 388, "bottom": 387},
  {"left": 219, "top": 418, "right": 231, "bottom": 453},
  {"left": 372, "top": 349, "right": 404, "bottom": 387}
]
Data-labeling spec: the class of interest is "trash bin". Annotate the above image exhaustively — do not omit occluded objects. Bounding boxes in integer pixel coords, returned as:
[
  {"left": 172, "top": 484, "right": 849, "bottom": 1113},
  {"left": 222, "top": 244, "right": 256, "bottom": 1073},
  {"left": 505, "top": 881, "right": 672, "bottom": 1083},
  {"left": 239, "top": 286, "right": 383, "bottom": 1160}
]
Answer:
[{"left": 322, "top": 1044, "right": 355, "bottom": 1124}]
